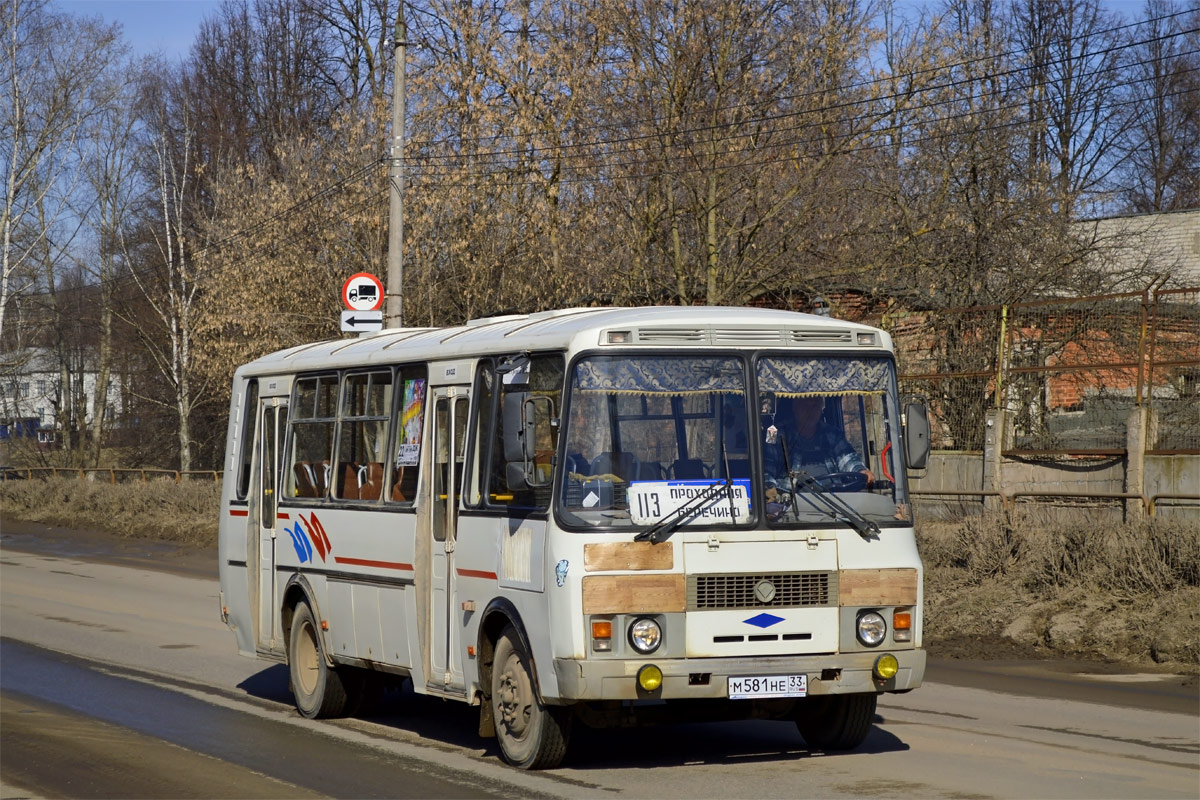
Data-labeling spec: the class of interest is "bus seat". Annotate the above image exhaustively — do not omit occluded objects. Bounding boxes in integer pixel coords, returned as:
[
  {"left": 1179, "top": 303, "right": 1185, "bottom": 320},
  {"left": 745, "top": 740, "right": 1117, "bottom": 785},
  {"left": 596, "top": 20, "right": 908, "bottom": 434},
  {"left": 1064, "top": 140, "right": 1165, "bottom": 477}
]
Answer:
[
  {"left": 591, "top": 451, "right": 635, "bottom": 481},
  {"left": 359, "top": 462, "right": 384, "bottom": 501},
  {"left": 671, "top": 458, "right": 708, "bottom": 479},
  {"left": 293, "top": 462, "right": 319, "bottom": 497},
  {"left": 315, "top": 460, "right": 331, "bottom": 496},
  {"left": 567, "top": 452, "right": 590, "bottom": 476},
  {"left": 635, "top": 461, "right": 664, "bottom": 481},
  {"left": 339, "top": 462, "right": 360, "bottom": 500},
  {"left": 391, "top": 467, "right": 406, "bottom": 502}
]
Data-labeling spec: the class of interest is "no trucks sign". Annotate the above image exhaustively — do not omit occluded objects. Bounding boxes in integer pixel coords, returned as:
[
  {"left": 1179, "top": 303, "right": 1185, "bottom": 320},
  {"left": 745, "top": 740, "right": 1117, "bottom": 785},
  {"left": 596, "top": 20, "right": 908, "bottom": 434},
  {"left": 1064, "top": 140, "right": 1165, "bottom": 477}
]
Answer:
[{"left": 342, "top": 272, "right": 385, "bottom": 312}]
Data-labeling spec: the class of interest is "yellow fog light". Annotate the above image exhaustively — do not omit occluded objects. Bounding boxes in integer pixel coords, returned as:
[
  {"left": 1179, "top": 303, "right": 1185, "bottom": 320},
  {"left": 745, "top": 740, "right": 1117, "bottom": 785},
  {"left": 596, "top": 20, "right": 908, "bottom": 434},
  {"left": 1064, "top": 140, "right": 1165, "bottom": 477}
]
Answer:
[
  {"left": 873, "top": 654, "right": 899, "bottom": 680},
  {"left": 637, "top": 664, "right": 663, "bottom": 692}
]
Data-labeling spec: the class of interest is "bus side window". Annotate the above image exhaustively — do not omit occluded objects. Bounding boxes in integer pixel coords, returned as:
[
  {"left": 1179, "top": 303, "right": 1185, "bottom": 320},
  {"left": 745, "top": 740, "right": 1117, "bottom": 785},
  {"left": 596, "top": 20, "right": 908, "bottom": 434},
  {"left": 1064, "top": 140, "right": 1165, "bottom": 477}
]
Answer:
[
  {"left": 285, "top": 375, "right": 337, "bottom": 499},
  {"left": 464, "top": 364, "right": 495, "bottom": 508},
  {"left": 389, "top": 367, "right": 427, "bottom": 504},
  {"left": 335, "top": 370, "right": 392, "bottom": 502},
  {"left": 235, "top": 379, "right": 259, "bottom": 500},
  {"left": 484, "top": 353, "right": 563, "bottom": 510}
]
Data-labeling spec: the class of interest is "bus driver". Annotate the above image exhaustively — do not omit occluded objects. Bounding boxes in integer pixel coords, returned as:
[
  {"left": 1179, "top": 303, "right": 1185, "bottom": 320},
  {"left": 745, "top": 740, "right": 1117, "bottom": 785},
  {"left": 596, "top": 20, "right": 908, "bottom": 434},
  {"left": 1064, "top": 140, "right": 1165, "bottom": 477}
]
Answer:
[{"left": 764, "top": 395, "right": 873, "bottom": 498}]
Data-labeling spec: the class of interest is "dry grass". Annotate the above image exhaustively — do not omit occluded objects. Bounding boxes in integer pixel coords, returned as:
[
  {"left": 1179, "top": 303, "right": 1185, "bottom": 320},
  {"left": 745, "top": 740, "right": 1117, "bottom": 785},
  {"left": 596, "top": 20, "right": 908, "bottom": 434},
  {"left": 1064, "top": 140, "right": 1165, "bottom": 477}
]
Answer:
[
  {"left": 920, "top": 509, "right": 1200, "bottom": 670},
  {"left": 0, "top": 477, "right": 219, "bottom": 547},
  {"left": 2, "top": 479, "right": 1197, "bottom": 670}
]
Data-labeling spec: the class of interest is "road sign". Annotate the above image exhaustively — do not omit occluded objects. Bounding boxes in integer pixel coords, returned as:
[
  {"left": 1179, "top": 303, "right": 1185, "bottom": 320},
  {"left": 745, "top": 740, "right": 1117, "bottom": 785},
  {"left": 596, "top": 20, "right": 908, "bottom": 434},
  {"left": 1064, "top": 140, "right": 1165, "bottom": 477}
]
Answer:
[
  {"left": 342, "top": 272, "right": 385, "bottom": 312},
  {"left": 341, "top": 310, "right": 384, "bottom": 332}
]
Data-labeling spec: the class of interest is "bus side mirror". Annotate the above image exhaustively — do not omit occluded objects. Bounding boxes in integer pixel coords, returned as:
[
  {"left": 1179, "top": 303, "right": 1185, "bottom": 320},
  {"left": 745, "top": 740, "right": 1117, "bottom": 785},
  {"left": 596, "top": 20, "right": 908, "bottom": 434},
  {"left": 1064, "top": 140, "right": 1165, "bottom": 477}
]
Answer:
[
  {"left": 503, "top": 393, "right": 553, "bottom": 489},
  {"left": 904, "top": 402, "right": 930, "bottom": 470}
]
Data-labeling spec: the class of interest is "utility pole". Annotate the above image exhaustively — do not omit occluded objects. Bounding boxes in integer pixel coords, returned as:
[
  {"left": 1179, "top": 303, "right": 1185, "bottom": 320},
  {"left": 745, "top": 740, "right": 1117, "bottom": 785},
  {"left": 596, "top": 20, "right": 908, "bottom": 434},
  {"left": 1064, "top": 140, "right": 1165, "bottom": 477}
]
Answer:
[{"left": 385, "top": 7, "right": 406, "bottom": 328}]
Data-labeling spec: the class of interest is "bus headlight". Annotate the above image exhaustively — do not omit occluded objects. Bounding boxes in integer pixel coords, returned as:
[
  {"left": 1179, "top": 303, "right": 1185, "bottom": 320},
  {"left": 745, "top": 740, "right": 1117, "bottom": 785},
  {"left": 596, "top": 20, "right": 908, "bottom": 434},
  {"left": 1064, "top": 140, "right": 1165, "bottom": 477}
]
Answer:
[
  {"left": 857, "top": 611, "right": 887, "bottom": 647},
  {"left": 628, "top": 618, "right": 662, "bottom": 654}
]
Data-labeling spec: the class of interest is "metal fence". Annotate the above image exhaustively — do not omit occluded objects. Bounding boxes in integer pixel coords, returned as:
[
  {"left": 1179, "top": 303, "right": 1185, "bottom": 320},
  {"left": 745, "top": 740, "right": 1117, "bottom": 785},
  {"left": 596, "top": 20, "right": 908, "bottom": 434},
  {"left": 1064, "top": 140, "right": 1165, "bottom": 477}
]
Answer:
[
  {"left": 879, "top": 286, "right": 1200, "bottom": 455},
  {"left": 0, "top": 467, "right": 221, "bottom": 483}
]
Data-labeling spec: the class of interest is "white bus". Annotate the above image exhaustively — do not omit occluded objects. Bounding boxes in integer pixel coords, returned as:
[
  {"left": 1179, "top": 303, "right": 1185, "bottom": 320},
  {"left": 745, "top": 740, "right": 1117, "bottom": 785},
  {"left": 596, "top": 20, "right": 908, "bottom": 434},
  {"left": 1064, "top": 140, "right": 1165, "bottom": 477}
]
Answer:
[{"left": 218, "top": 306, "right": 931, "bottom": 769}]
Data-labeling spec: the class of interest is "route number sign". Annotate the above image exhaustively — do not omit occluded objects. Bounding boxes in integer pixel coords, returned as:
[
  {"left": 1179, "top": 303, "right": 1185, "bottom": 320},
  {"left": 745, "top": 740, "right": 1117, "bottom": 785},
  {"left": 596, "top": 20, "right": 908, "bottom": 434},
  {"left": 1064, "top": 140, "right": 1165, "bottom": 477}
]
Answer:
[{"left": 627, "top": 480, "right": 750, "bottom": 525}]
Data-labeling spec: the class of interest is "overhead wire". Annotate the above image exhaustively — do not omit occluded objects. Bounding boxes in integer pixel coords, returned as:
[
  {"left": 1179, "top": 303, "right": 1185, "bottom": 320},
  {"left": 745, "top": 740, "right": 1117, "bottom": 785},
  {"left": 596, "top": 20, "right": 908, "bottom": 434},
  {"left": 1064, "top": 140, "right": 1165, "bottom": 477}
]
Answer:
[
  {"left": 405, "top": 30, "right": 1198, "bottom": 178},
  {"left": 404, "top": 81, "right": 1200, "bottom": 195},
  {"left": 403, "top": 54, "right": 1200, "bottom": 190},
  {"left": 408, "top": 4, "right": 1195, "bottom": 148}
]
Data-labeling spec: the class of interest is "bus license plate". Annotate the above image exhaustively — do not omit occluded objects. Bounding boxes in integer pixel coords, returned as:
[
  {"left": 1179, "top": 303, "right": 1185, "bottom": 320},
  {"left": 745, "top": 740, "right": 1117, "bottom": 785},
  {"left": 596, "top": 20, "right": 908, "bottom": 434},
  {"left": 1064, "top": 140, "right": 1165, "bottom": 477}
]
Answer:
[{"left": 728, "top": 674, "right": 807, "bottom": 699}]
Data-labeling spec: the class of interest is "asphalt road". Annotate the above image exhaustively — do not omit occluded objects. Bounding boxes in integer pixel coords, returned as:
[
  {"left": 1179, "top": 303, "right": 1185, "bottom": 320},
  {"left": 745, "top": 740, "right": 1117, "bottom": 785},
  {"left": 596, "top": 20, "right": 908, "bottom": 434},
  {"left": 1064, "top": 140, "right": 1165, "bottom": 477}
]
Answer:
[{"left": 1, "top": 521, "right": 1197, "bottom": 799}]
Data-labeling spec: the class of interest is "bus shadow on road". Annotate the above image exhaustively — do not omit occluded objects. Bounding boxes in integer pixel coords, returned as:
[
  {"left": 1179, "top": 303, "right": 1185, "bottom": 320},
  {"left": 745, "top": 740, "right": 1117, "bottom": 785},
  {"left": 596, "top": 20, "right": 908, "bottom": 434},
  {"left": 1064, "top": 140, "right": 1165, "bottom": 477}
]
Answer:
[
  {"left": 235, "top": 664, "right": 294, "bottom": 705},
  {"left": 561, "top": 714, "right": 907, "bottom": 769},
  {"left": 236, "top": 667, "right": 491, "bottom": 751},
  {"left": 235, "top": 667, "right": 908, "bottom": 769}
]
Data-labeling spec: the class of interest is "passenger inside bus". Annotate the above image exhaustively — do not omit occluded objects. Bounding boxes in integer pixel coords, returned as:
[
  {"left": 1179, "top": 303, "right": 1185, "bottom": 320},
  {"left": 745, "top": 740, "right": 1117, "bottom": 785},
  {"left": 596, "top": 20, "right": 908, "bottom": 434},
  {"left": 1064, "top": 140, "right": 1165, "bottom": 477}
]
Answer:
[{"left": 763, "top": 395, "right": 873, "bottom": 497}]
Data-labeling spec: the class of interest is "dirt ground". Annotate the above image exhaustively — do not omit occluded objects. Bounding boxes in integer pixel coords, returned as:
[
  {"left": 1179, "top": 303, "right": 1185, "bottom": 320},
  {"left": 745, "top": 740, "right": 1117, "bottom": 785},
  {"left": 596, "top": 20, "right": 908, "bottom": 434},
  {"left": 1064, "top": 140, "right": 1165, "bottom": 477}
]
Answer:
[{"left": 917, "top": 514, "right": 1199, "bottom": 676}]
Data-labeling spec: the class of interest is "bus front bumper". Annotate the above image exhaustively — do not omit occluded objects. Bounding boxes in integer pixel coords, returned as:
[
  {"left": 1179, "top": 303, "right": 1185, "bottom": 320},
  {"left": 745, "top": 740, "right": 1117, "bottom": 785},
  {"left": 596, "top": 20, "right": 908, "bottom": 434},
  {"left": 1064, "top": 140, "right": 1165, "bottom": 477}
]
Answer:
[{"left": 551, "top": 648, "right": 925, "bottom": 702}]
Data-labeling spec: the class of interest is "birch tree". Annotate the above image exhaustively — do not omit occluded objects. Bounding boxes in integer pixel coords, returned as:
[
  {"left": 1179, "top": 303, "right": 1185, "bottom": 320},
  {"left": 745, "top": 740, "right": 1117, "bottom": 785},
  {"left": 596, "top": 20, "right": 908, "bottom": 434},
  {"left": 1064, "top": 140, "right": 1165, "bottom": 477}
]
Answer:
[
  {"left": 2, "top": 0, "right": 124, "bottom": 463},
  {"left": 127, "top": 66, "right": 208, "bottom": 471},
  {"left": 1, "top": 0, "right": 121, "bottom": 344},
  {"left": 80, "top": 62, "right": 139, "bottom": 466}
]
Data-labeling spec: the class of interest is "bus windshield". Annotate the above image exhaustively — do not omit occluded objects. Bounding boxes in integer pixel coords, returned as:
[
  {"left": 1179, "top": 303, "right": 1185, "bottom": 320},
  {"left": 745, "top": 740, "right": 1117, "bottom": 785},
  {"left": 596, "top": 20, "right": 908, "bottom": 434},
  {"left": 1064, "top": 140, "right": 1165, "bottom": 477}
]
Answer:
[
  {"left": 559, "top": 354, "right": 751, "bottom": 529},
  {"left": 558, "top": 353, "right": 909, "bottom": 530},
  {"left": 756, "top": 355, "right": 908, "bottom": 528}
]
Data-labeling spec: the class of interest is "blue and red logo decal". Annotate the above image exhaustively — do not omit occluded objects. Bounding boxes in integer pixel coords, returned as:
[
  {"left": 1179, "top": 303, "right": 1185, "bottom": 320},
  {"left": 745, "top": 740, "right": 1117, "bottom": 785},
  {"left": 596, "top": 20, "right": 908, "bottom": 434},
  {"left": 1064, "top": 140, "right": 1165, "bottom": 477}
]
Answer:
[{"left": 287, "top": 512, "right": 332, "bottom": 563}]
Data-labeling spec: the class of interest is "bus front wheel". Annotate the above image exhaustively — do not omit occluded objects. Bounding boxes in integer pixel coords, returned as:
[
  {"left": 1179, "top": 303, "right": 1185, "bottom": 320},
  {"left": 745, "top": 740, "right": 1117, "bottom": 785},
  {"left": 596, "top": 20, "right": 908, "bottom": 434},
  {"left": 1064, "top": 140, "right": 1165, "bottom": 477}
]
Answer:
[
  {"left": 288, "top": 601, "right": 349, "bottom": 719},
  {"left": 795, "top": 693, "right": 877, "bottom": 750},
  {"left": 491, "top": 626, "right": 570, "bottom": 769}
]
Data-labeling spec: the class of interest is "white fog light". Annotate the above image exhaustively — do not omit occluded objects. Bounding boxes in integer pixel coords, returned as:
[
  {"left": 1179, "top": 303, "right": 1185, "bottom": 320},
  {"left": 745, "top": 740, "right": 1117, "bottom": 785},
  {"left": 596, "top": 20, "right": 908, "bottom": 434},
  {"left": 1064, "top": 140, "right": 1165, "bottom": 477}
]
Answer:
[
  {"left": 629, "top": 618, "right": 662, "bottom": 654},
  {"left": 857, "top": 611, "right": 887, "bottom": 647}
]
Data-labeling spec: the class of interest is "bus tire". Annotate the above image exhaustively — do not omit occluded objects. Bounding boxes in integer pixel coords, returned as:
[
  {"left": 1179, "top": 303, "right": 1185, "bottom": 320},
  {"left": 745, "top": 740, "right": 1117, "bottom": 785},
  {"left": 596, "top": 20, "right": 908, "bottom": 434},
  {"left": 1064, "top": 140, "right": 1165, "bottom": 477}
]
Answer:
[
  {"left": 795, "top": 693, "right": 877, "bottom": 750},
  {"left": 288, "top": 601, "right": 349, "bottom": 719},
  {"left": 491, "top": 625, "right": 570, "bottom": 769}
]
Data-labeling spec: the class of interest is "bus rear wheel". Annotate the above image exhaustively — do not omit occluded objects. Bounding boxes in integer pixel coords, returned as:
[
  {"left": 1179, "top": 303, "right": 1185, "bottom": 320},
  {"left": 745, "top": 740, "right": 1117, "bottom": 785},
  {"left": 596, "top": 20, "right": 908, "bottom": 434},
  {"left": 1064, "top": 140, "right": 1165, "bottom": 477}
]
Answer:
[
  {"left": 491, "top": 626, "right": 570, "bottom": 769},
  {"left": 288, "top": 601, "right": 349, "bottom": 719},
  {"left": 795, "top": 693, "right": 877, "bottom": 750}
]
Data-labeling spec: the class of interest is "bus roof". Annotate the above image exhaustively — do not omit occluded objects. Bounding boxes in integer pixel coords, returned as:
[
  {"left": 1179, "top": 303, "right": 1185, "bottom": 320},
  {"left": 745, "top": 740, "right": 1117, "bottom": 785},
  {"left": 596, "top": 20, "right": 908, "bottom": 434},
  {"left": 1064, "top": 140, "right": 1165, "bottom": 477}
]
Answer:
[{"left": 235, "top": 306, "right": 891, "bottom": 377}]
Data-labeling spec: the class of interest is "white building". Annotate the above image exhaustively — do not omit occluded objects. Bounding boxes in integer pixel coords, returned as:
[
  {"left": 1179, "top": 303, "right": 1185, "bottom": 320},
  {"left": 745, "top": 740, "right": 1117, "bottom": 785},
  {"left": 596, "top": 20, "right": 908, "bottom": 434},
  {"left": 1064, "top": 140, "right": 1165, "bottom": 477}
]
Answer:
[{"left": 0, "top": 347, "right": 123, "bottom": 442}]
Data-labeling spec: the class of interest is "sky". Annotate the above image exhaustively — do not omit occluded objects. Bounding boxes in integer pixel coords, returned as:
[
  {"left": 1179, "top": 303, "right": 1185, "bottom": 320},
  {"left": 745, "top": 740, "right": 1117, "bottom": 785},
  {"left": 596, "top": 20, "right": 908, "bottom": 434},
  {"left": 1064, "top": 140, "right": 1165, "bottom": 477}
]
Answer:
[
  {"left": 59, "top": 0, "right": 1154, "bottom": 63},
  {"left": 60, "top": 0, "right": 223, "bottom": 60}
]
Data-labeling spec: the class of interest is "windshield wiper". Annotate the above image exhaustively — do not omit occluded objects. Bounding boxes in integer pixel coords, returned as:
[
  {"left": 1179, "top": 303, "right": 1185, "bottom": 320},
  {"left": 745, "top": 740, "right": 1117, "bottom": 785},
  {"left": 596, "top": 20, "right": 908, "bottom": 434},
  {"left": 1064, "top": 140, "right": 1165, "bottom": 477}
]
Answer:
[
  {"left": 778, "top": 435, "right": 878, "bottom": 541},
  {"left": 634, "top": 479, "right": 730, "bottom": 545},
  {"left": 789, "top": 468, "right": 880, "bottom": 541}
]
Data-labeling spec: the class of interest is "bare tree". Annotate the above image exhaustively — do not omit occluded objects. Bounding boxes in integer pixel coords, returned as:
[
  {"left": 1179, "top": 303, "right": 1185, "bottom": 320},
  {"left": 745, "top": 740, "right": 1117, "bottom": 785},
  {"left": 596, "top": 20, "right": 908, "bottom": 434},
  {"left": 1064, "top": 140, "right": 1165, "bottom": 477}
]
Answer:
[
  {"left": 79, "top": 60, "right": 140, "bottom": 466},
  {"left": 304, "top": 0, "right": 398, "bottom": 114},
  {"left": 0, "top": 0, "right": 122, "bottom": 345},
  {"left": 1012, "top": 0, "right": 1129, "bottom": 218},
  {"left": 1116, "top": 0, "right": 1200, "bottom": 212},
  {"left": 127, "top": 65, "right": 209, "bottom": 471},
  {"left": 2, "top": 0, "right": 127, "bottom": 465}
]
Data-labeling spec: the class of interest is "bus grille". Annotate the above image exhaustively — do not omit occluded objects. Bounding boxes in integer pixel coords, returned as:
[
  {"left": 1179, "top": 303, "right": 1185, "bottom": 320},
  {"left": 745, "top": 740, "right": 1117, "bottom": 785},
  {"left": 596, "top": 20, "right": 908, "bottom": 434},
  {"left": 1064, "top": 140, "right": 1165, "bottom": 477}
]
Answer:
[{"left": 688, "top": 572, "right": 836, "bottom": 610}]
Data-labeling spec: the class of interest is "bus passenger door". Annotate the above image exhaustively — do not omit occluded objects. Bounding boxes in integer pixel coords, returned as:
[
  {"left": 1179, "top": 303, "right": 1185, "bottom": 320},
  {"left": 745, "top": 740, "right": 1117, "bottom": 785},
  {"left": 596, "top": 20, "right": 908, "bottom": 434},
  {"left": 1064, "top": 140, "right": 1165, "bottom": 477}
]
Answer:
[
  {"left": 429, "top": 387, "right": 469, "bottom": 692},
  {"left": 256, "top": 397, "right": 287, "bottom": 652}
]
